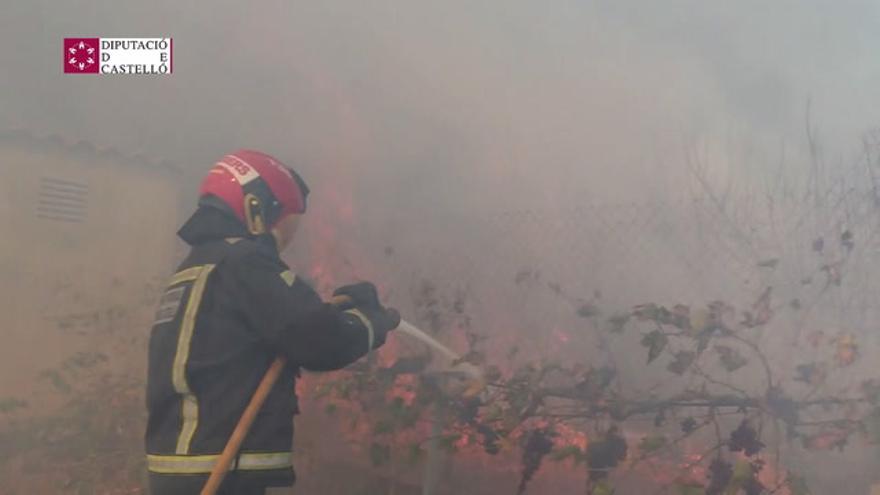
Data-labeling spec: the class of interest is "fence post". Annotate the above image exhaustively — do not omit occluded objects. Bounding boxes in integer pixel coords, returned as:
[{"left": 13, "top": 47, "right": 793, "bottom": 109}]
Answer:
[{"left": 422, "top": 401, "right": 446, "bottom": 495}]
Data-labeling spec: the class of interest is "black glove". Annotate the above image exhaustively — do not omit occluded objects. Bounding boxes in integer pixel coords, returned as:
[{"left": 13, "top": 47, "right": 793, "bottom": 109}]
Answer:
[
  {"left": 333, "top": 281, "right": 381, "bottom": 309},
  {"left": 335, "top": 282, "right": 400, "bottom": 349},
  {"left": 357, "top": 306, "right": 401, "bottom": 349}
]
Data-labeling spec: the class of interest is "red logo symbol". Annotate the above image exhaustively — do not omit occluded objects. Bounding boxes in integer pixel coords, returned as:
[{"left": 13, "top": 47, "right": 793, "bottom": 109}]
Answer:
[{"left": 64, "top": 38, "right": 100, "bottom": 74}]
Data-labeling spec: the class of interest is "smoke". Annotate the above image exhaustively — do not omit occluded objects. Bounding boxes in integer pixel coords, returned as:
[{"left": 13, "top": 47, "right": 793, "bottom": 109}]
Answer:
[
  {"left": 2, "top": 0, "right": 880, "bottom": 211},
  {"left": 4, "top": 2, "right": 880, "bottom": 492}
]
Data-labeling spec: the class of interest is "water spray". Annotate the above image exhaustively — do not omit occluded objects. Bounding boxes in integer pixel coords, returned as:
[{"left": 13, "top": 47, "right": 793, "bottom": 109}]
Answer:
[{"left": 397, "top": 319, "right": 484, "bottom": 383}]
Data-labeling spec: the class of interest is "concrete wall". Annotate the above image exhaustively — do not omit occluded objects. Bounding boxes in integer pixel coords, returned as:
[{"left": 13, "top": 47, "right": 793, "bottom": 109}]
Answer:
[{"left": 0, "top": 131, "right": 185, "bottom": 401}]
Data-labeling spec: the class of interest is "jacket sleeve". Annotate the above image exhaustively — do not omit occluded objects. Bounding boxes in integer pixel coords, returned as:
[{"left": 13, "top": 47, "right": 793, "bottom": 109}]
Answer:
[{"left": 221, "top": 248, "right": 375, "bottom": 371}]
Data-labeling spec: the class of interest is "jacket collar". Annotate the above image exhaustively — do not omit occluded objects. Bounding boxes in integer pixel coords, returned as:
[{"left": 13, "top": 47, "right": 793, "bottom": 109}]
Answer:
[{"left": 177, "top": 205, "right": 279, "bottom": 255}]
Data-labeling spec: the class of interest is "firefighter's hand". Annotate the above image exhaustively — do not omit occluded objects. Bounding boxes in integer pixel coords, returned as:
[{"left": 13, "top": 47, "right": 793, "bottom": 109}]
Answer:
[
  {"left": 333, "top": 281, "right": 381, "bottom": 309},
  {"left": 368, "top": 306, "right": 400, "bottom": 348},
  {"left": 334, "top": 282, "right": 399, "bottom": 348},
  {"left": 373, "top": 307, "right": 400, "bottom": 349},
  {"left": 383, "top": 307, "right": 401, "bottom": 332}
]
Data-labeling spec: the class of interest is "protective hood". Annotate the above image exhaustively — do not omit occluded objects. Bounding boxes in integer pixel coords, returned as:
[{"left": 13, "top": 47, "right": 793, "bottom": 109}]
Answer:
[{"left": 177, "top": 198, "right": 276, "bottom": 252}]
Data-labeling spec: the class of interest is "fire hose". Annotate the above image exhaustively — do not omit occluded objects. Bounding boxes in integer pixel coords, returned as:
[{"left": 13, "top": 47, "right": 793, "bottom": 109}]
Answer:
[{"left": 200, "top": 296, "right": 484, "bottom": 495}]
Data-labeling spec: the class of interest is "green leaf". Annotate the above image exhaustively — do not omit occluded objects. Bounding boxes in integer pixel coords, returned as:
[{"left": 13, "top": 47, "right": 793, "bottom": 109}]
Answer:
[
  {"left": 577, "top": 302, "right": 599, "bottom": 318},
  {"left": 715, "top": 345, "right": 748, "bottom": 372},
  {"left": 0, "top": 397, "right": 28, "bottom": 414},
  {"left": 337, "top": 381, "right": 353, "bottom": 399},
  {"left": 40, "top": 369, "right": 72, "bottom": 394},
  {"left": 607, "top": 313, "right": 630, "bottom": 333},
  {"left": 369, "top": 442, "right": 391, "bottom": 467},
  {"left": 438, "top": 433, "right": 462, "bottom": 452},
  {"left": 373, "top": 420, "right": 395, "bottom": 435},
  {"left": 862, "top": 380, "right": 880, "bottom": 404},
  {"left": 730, "top": 458, "right": 752, "bottom": 484},
  {"left": 390, "top": 402, "right": 420, "bottom": 429},
  {"left": 407, "top": 443, "right": 424, "bottom": 464},
  {"left": 62, "top": 351, "right": 108, "bottom": 372},
  {"left": 786, "top": 473, "right": 811, "bottom": 495},
  {"left": 390, "top": 396, "right": 406, "bottom": 413},
  {"left": 323, "top": 403, "right": 337, "bottom": 415},
  {"left": 484, "top": 365, "right": 502, "bottom": 382},
  {"left": 507, "top": 345, "right": 520, "bottom": 360},
  {"left": 757, "top": 258, "right": 780, "bottom": 268},
  {"left": 633, "top": 303, "right": 661, "bottom": 321},
  {"left": 312, "top": 383, "right": 332, "bottom": 399},
  {"left": 667, "top": 351, "right": 696, "bottom": 375},
  {"left": 641, "top": 331, "right": 668, "bottom": 364},
  {"left": 696, "top": 333, "right": 711, "bottom": 355},
  {"left": 483, "top": 403, "right": 504, "bottom": 422},
  {"left": 864, "top": 407, "right": 880, "bottom": 444},
  {"left": 550, "top": 445, "right": 584, "bottom": 463},
  {"left": 688, "top": 308, "right": 712, "bottom": 336},
  {"left": 638, "top": 434, "right": 668, "bottom": 453},
  {"left": 794, "top": 363, "right": 826, "bottom": 386},
  {"left": 591, "top": 480, "right": 615, "bottom": 495},
  {"left": 675, "top": 483, "right": 704, "bottom": 495}
]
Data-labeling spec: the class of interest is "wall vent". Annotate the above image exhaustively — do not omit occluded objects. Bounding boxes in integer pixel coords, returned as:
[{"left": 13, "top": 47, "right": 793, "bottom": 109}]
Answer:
[{"left": 37, "top": 177, "right": 88, "bottom": 223}]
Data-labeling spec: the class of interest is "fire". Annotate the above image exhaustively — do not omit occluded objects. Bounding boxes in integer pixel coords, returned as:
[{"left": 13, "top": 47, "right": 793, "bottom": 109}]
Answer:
[
  {"left": 554, "top": 422, "right": 589, "bottom": 451},
  {"left": 758, "top": 461, "right": 791, "bottom": 495},
  {"left": 377, "top": 333, "right": 401, "bottom": 368},
  {"left": 288, "top": 130, "right": 749, "bottom": 492},
  {"left": 386, "top": 374, "right": 418, "bottom": 406},
  {"left": 554, "top": 329, "right": 571, "bottom": 344}
]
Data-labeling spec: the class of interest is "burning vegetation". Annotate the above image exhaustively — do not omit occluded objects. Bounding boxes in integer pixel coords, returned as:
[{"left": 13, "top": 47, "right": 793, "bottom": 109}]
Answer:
[{"left": 304, "top": 261, "right": 880, "bottom": 494}]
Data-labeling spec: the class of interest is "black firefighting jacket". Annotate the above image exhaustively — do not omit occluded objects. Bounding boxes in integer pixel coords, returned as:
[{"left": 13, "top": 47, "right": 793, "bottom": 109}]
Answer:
[{"left": 145, "top": 205, "right": 378, "bottom": 492}]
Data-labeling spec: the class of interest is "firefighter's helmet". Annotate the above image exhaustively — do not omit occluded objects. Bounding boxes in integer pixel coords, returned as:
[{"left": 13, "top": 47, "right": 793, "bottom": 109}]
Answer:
[{"left": 199, "top": 150, "right": 309, "bottom": 235}]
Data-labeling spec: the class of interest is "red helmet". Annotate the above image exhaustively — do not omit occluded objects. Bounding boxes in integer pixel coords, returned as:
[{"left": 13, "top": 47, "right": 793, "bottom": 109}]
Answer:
[{"left": 199, "top": 149, "right": 309, "bottom": 234}]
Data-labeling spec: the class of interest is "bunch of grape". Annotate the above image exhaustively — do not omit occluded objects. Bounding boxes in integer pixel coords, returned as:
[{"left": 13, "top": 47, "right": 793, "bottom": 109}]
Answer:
[
  {"left": 517, "top": 428, "right": 556, "bottom": 494},
  {"left": 476, "top": 424, "right": 500, "bottom": 455},
  {"left": 729, "top": 420, "right": 764, "bottom": 456},
  {"left": 586, "top": 426, "right": 628, "bottom": 480},
  {"left": 706, "top": 459, "right": 733, "bottom": 495}
]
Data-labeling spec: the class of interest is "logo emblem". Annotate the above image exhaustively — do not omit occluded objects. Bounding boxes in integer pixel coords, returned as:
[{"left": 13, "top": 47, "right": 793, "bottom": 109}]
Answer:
[{"left": 63, "top": 38, "right": 100, "bottom": 74}]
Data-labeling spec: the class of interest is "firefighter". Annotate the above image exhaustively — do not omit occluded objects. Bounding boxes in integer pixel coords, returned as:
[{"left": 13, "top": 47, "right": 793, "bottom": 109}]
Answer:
[{"left": 145, "top": 150, "right": 400, "bottom": 495}]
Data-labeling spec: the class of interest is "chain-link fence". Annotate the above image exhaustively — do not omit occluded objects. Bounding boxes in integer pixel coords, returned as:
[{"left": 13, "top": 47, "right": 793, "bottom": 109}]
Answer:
[
  {"left": 317, "top": 186, "right": 880, "bottom": 407},
  {"left": 331, "top": 186, "right": 880, "bottom": 493},
  {"left": 324, "top": 185, "right": 880, "bottom": 346}
]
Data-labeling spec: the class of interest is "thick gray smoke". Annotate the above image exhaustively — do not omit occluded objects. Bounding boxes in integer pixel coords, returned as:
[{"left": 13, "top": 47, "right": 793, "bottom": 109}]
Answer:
[
  {"left": 3, "top": 3, "right": 880, "bottom": 492},
  {"left": 2, "top": 0, "right": 880, "bottom": 209}
]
